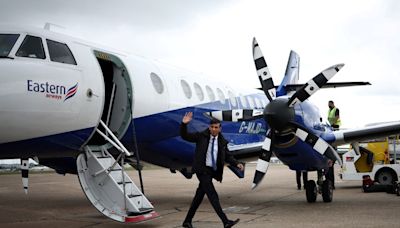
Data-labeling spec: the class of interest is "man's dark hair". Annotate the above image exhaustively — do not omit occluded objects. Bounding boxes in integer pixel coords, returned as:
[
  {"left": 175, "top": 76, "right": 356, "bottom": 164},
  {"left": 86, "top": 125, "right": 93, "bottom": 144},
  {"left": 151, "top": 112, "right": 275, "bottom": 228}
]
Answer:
[
  {"left": 209, "top": 118, "right": 221, "bottom": 125},
  {"left": 328, "top": 100, "right": 334, "bottom": 104}
]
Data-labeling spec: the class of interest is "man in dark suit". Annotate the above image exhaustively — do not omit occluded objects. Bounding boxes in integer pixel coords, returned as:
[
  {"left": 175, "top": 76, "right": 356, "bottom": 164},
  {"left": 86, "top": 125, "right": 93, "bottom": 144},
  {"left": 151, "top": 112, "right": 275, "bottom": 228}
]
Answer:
[{"left": 181, "top": 112, "right": 243, "bottom": 228}]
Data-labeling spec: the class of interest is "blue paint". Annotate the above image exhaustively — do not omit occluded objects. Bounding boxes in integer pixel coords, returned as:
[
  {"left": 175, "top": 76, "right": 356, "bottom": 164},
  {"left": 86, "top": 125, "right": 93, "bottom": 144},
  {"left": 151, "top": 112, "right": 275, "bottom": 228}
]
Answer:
[
  {"left": 0, "top": 127, "right": 94, "bottom": 154},
  {"left": 0, "top": 92, "right": 337, "bottom": 173}
]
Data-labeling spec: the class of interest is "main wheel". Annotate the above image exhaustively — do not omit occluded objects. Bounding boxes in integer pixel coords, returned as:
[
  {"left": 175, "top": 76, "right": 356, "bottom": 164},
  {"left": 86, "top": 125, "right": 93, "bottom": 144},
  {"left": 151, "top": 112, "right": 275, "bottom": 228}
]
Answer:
[
  {"left": 322, "top": 179, "right": 333, "bottom": 202},
  {"left": 305, "top": 180, "right": 317, "bottom": 203}
]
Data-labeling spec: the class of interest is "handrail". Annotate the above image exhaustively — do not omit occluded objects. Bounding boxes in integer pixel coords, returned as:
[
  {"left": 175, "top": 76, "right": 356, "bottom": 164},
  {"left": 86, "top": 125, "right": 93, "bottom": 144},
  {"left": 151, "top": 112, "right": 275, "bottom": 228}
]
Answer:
[
  {"left": 95, "top": 129, "right": 125, "bottom": 153},
  {"left": 98, "top": 120, "right": 131, "bottom": 156}
]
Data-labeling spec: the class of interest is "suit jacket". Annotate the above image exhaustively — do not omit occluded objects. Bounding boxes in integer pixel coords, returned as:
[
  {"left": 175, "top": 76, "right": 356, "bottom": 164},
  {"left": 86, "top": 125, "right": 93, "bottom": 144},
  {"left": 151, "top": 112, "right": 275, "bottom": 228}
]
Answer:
[{"left": 180, "top": 122, "right": 239, "bottom": 182}]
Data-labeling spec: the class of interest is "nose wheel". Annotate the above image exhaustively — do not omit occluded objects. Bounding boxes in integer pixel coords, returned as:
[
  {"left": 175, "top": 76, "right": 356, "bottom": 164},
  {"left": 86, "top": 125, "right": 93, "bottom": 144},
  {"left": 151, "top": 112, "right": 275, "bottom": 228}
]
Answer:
[{"left": 305, "top": 170, "right": 333, "bottom": 203}]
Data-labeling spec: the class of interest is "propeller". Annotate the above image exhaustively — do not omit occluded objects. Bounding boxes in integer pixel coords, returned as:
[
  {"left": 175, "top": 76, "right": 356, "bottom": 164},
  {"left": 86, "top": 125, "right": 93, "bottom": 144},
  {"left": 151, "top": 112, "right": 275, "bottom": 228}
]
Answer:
[
  {"left": 287, "top": 64, "right": 344, "bottom": 107},
  {"left": 252, "top": 130, "right": 274, "bottom": 189},
  {"left": 206, "top": 38, "right": 344, "bottom": 189},
  {"left": 292, "top": 122, "right": 342, "bottom": 166},
  {"left": 250, "top": 42, "right": 344, "bottom": 188},
  {"left": 253, "top": 38, "right": 276, "bottom": 101},
  {"left": 206, "top": 109, "right": 264, "bottom": 122}
]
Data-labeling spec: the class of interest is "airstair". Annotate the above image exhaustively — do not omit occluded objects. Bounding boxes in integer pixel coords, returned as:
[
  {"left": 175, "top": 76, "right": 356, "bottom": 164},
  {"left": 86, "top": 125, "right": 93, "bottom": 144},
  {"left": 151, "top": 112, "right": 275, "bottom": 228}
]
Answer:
[{"left": 76, "top": 120, "right": 158, "bottom": 223}]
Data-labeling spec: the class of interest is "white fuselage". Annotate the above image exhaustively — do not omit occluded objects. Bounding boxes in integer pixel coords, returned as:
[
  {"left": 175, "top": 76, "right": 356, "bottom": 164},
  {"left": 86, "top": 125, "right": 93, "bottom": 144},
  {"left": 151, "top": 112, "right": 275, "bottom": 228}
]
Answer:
[{"left": 0, "top": 25, "right": 266, "bottom": 152}]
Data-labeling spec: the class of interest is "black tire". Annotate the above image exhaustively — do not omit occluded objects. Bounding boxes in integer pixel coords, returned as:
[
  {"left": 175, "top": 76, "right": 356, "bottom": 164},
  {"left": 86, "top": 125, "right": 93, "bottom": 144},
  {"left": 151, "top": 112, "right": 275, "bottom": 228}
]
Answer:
[
  {"left": 322, "top": 180, "right": 333, "bottom": 202},
  {"left": 396, "top": 182, "right": 400, "bottom": 196},
  {"left": 305, "top": 180, "right": 317, "bottom": 203},
  {"left": 376, "top": 169, "right": 395, "bottom": 185}
]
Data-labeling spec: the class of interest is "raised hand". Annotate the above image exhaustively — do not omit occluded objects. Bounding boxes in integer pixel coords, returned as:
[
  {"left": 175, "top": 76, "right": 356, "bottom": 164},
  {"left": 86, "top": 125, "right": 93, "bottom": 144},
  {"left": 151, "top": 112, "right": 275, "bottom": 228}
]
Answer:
[
  {"left": 237, "top": 163, "right": 244, "bottom": 171},
  {"left": 182, "top": 112, "right": 193, "bottom": 124}
]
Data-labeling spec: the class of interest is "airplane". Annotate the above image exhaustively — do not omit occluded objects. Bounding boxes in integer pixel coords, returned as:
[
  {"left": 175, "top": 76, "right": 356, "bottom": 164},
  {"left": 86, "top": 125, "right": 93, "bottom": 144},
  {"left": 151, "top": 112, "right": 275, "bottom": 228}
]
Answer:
[{"left": 1, "top": 23, "right": 400, "bottom": 223}]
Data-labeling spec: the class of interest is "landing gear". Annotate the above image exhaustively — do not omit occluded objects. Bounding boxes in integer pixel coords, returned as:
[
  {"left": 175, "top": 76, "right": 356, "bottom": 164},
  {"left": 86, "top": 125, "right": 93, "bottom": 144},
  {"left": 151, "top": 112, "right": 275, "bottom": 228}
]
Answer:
[
  {"left": 305, "top": 170, "right": 333, "bottom": 203},
  {"left": 322, "top": 180, "right": 333, "bottom": 202},
  {"left": 305, "top": 180, "right": 317, "bottom": 203}
]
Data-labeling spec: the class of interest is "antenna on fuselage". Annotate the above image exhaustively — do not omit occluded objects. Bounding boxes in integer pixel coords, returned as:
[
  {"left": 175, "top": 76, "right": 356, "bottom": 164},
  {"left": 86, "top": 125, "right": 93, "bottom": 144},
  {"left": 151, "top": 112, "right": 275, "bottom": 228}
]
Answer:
[{"left": 44, "top": 23, "right": 65, "bottom": 31}]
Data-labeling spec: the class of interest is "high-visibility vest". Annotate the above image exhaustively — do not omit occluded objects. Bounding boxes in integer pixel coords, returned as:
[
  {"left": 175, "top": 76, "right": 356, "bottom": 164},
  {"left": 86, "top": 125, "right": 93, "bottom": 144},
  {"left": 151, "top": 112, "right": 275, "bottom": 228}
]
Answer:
[{"left": 328, "top": 107, "right": 341, "bottom": 126}]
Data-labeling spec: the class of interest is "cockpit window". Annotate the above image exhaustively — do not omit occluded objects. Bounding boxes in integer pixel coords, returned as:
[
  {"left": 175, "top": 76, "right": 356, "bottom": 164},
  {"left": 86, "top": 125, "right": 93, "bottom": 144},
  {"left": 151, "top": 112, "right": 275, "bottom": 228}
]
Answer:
[
  {"left": 16, "top": 35, "right": 45, "bottom": 59},
  {"left": 47, "top": 39, "right": 77, "bottom": 65},
  {"left": 0, "top": 34, "right": 20, "bottom": 57}
]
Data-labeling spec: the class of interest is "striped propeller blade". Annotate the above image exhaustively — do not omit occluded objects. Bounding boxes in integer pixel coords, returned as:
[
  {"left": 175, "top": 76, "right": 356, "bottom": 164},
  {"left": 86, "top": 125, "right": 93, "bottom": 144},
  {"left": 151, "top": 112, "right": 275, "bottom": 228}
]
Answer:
[
  {"left": 294, "top": 127, "right": 342, "bottom": 165},
  {"left": 287, "top": 64, "right": 344, "bottom": 107},
  {"left": 206, "top": 109, "right": 264, "bottom": 122},
  {"left": 253, "top": 37, "right": 276, "bottom": 101},
  {"left": 252, "top": 135, "right": 273, "bottom": 189}
]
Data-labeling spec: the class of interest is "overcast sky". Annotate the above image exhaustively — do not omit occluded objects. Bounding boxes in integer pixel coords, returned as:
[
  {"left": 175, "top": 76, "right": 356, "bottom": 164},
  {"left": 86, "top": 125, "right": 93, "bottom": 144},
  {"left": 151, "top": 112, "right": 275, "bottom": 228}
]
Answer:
[{"left": 1, "top": 0, "right": 400, "bottom": 128}]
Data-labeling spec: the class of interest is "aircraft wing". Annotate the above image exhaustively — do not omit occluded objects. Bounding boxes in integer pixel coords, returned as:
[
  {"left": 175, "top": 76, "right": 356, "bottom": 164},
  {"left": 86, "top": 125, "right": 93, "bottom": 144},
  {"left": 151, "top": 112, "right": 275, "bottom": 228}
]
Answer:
[
  {"left": 258, "top": 81, "right": 371, "bottom": 92},
  {"left": 332, "top": 121, "right": 400, "bottom": 146},
  {"left": 319, "top": 82, "right": 371, "bottom": 88}
]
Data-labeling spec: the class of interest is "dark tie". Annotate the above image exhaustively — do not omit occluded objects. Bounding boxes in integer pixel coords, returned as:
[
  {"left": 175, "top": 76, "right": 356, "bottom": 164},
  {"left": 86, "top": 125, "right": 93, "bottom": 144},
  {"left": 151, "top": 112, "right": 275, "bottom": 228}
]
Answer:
[{"left": 211, "top": 137, "right": 217, "bottom": 171}]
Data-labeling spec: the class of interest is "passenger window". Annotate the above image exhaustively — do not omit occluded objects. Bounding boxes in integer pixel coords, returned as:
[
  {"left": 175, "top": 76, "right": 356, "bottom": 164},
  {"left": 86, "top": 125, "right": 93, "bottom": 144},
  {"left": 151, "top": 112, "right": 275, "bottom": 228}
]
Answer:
[
  {"left": 16, "top": 35, "right": 45, "bottom": 59},
  {"left": 228, "top": 91, "right": 237, "bottom": 107},
  {"left": 261, "top": 99, "right": 267, "bottom": 107},
  {"left": 150, "top": 72, "right": 164, "bottom": 94},
  {"left": 255, "top": 98, "right": 262, "bottom": 109},
  {"left": 240, "top": 95, "right": 248, "bottom": 108},
  {"left": 0, "top": 34, "right": 20, "bottom": 57},
  {"left": 216, "top": 88, "right": 226, "bottom": 104},
  {"left": 205, "top": 86, "right": 216, "bottom": 101},
  {"left": 47, "top": 39, "right": 77, "bottom": 65},
  {"left": 193, "top": 83, "right": 204, "bottom": 101},
  {"left": 181, "top": 80, "right": 192, "bottom": 99},
  {"left": 247, "top": 96, "right": 255, "bottom": 108}
]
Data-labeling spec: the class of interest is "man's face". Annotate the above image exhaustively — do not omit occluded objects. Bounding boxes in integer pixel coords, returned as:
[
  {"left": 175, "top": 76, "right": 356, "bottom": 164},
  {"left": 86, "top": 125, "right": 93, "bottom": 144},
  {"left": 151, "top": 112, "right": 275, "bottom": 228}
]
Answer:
[
  {"left": 209, "top": 123, "right": 221, "bottom": 137},
  {"left": 328, "top": 102, "right": 334, "bottom": 109}
]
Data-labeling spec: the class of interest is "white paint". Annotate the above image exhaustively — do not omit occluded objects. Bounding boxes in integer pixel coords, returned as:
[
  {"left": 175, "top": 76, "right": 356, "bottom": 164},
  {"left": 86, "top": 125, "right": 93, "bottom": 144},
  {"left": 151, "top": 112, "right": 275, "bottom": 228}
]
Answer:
[
  {"left": 0, "top": 25, "right": 103, "bottom": 144},
  {"left": 232, "top": 109, "right": 243, "bottom": 122},
  {"left": 262, "top": 137, "right": 271, "bottom": 151},
  {"left": 0, "top": 24, "right": 265, "bottom": 144},
  {"left": 295, "top": 128, "right": 308, "bottom": 141},
  {"left": 313, "top": 138, "right": 328, "bottom": 155},
  {"left": 256, "top": 159, "right": 269, "bottom": 173},
  {"left": 304, "top": 80, "right": 319, "bottom": 97},
  {"left": 212, "top": 111, "right": 223, "bottom": 121}
]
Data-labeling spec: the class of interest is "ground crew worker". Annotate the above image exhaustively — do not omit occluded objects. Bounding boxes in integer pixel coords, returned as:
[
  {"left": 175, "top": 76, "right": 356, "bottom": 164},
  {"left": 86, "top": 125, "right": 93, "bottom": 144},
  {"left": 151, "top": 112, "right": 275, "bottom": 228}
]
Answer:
[
  {"left": 327, "top": 100, "right": 341, "bottom": 130},
  {"left": 327, "top": 100, "right": 341, "bottom": 189}
]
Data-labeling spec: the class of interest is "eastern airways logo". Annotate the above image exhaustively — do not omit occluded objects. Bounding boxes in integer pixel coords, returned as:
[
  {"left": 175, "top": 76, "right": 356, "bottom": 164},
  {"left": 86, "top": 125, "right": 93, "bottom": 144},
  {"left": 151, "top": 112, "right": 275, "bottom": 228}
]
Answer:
[{"left": 27, "top": 80, "right": 78, "bottom": 102}]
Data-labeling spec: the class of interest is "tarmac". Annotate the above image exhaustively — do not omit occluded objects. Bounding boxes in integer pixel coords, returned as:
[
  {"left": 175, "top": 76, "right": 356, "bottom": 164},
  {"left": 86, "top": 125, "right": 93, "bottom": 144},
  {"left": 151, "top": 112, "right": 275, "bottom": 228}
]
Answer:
[{"left": 0, "top": 164, "right": 399, "bottom": 228}]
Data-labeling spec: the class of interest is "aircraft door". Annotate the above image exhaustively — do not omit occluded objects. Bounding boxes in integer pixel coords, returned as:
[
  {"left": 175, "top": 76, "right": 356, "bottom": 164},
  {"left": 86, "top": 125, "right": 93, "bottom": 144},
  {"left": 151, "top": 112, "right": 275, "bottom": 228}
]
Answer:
[{"left": 86, "top": 51, "right": 133, "bottom": 147}]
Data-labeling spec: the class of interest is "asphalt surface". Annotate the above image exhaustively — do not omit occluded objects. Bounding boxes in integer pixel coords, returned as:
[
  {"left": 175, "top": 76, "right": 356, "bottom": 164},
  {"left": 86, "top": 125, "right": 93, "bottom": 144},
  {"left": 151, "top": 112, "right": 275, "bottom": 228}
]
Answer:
[{"left": 0, "top": 164, "right": 399, "bottom": 227}]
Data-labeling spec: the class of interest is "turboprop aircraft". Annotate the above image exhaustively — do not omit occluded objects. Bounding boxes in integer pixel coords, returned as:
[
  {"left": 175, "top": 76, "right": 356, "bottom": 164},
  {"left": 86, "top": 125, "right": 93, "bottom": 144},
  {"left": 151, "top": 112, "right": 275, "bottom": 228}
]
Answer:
[{"left": 1, "top": 24, "right": 400, "bottom": 222}]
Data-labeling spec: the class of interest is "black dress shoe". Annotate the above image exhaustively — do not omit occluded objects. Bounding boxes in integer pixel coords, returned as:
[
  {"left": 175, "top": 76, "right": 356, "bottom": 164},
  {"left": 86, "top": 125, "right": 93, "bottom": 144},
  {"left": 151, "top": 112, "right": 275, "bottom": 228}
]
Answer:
[
  {"left": 224, "top": 218, "right": 240, "bottom": 228},
  {"left": 182, "top": 221, "right": 193, "bottom": 228}
]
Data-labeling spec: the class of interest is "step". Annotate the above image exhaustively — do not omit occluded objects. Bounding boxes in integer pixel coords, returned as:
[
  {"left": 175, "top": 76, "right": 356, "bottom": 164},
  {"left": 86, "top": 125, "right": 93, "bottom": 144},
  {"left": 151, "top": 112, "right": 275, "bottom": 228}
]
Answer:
[
  {"left": 125, "top": 211, "right": 159, "bottom": 223},
  {"left": 128, "top": 194, "right": 142, "bottom": 198},
  {"left": 77, "top": 151, "right": 155, "bottom": 223},
  {"left": 127, "top": 207, "right": 154, "bottom": 216}
]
